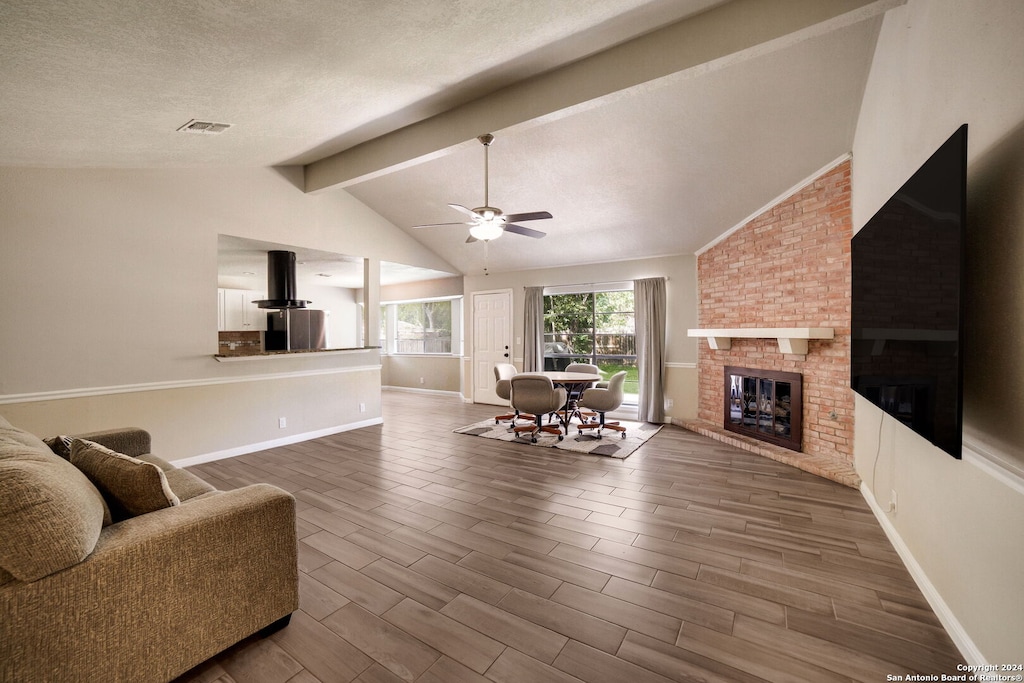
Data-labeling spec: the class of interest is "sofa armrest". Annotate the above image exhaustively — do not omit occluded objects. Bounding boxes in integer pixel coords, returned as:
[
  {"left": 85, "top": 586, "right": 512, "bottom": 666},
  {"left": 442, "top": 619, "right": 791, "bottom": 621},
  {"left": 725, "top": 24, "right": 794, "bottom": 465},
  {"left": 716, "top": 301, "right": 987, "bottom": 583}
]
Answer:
[
  {"left": 0, "top": 483, "right": 298, "bottom": 683},
  {"left": 71, "top": 427, "right": 151, "bottom": 457}
]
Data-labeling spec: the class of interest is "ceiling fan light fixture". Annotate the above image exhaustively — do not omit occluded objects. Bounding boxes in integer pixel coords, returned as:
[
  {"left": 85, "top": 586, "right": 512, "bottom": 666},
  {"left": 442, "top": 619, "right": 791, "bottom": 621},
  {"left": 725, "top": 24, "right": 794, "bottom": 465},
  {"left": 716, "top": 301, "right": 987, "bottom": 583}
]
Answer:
[
  {"left": 410, "top": 133, "right": 550, "bottom": 241},
  {"left": 469, "top": 221, "right": 504, "bottom": 241}
]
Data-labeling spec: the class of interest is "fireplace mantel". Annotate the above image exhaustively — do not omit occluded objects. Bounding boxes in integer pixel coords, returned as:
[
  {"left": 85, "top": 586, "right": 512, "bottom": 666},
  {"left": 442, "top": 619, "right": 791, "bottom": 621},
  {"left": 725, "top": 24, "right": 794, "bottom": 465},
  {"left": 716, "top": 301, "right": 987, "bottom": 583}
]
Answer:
[{"left": 688, "top": 327, "right": 834, "bottom": 357}]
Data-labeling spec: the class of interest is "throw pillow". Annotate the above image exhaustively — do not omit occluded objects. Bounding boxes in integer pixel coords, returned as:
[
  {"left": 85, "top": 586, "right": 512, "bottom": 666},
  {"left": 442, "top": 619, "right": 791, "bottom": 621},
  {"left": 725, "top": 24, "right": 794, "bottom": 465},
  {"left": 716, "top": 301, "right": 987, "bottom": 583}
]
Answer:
[
  {"left": 0, "top": 447, "right": 107, "bottom": 582},
  {"left": 70, "top": 439, "right": 180, "bottom": 521},
  {"left": 43, "top": 434, "right": 74, "bottom": 460}
]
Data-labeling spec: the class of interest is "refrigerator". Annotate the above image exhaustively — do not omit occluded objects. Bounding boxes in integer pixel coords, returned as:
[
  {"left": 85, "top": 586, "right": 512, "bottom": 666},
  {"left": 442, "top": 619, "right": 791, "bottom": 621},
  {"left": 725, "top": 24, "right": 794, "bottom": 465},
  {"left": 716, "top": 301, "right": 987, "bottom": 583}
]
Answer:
[{"left": 265, "top": 309, "right": 327, "bottom": 351}]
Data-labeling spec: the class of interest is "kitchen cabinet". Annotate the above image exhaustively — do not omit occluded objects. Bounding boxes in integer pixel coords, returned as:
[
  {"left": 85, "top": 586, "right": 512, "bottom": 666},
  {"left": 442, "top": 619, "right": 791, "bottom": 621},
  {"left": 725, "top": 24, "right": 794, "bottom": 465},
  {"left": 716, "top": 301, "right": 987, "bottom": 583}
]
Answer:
[{"left": 218, "top": 289, "right": 267, "bottom": 331}]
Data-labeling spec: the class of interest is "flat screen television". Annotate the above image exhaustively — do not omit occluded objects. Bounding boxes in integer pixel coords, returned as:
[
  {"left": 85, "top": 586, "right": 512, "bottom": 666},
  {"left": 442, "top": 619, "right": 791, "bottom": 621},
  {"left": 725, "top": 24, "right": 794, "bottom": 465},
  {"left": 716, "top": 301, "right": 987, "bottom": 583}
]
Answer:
[{"left": 851, "top": 124, "right": 967, "bottom": 459}]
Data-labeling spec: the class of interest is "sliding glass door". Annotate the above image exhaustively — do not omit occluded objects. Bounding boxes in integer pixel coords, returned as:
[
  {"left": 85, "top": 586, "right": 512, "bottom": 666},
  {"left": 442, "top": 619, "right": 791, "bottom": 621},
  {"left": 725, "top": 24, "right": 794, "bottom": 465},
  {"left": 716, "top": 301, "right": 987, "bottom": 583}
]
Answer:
[{"left": 543, "top": 290, "right": 637, "bottom": 401}]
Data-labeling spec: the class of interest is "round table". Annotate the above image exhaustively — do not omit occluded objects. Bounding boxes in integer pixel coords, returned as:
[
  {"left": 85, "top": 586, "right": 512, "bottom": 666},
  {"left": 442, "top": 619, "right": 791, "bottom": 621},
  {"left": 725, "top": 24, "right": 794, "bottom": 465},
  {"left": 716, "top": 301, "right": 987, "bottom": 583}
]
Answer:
[{"left": 538, "top": 371, "right": 602, "bottom": 429}]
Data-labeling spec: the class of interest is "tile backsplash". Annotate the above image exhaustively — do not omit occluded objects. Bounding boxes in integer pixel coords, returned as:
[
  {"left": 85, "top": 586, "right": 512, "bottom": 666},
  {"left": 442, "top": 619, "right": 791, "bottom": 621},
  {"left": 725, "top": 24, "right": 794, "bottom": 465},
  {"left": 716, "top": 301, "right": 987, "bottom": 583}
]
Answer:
[{"left": 218, "top": 331, "right": 262, "bottom": 356}]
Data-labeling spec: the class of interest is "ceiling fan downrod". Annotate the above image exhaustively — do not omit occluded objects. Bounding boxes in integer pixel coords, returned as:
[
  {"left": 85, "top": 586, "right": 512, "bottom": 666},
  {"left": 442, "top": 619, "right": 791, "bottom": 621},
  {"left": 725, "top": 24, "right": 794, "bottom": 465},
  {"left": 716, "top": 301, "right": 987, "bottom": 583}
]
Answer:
[{"left": 478, "top": 134, "right": 494, "bottom": 208}]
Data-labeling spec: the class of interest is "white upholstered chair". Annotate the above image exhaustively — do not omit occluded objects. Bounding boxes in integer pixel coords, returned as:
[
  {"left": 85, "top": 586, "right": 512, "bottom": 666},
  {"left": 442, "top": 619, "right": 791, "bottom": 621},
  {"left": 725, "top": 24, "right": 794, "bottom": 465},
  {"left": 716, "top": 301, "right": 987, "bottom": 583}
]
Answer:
[
  {"left": 510, "top": 375, "right": 567, "bottom": 443},
  {"left": 492, "top": 363, "right": 534, "bottom": 425},
  {"left": 577, "top": 370, "right": 628, "bottom": 439}
]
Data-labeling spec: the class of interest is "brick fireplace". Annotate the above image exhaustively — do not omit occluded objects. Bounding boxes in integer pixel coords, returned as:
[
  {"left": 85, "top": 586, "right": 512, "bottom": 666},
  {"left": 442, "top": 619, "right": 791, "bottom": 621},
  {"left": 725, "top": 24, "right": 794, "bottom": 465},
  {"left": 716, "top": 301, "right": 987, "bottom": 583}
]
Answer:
[{"left": 686, "top": 159, "right": 858, "bottom": 487}]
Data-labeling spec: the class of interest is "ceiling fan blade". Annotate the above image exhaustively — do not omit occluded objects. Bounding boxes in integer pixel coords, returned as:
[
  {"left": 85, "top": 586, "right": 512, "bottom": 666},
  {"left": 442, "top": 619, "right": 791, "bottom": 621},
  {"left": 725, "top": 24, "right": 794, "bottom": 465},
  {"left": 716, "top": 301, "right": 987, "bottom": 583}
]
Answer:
[
  {"left": 504, "top": 223, "right": 546, "bottom": 239},
  {"left": 503, "top": 210, "right": 552, "bottom": 223},
  {"left": 448, "top": 204, "right": 480, "bottom": 219},
  {"left": 411, "top": 221, "right": 471, "bottom": 229}
]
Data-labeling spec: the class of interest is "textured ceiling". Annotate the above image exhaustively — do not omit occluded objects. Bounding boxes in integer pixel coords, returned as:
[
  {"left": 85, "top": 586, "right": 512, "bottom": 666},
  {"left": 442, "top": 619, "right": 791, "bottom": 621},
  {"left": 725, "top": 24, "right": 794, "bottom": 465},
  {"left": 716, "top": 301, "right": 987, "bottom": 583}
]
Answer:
[
  {"left": 346, "top": 19, "right": 881, "bottom": 272},
  {"left": 0, "top": 0, "right": 720, "bottom": 167},
  {"left": 0, "top": 0, "right": 893, "bottom": 278}
]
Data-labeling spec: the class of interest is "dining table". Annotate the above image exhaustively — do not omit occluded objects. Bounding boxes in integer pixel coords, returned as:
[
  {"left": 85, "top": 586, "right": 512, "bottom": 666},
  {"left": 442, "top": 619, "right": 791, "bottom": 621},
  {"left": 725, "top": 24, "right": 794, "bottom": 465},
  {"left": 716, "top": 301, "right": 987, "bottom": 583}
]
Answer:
[{"left": 538, "top": 371, "right": 602, "bottom": 431}]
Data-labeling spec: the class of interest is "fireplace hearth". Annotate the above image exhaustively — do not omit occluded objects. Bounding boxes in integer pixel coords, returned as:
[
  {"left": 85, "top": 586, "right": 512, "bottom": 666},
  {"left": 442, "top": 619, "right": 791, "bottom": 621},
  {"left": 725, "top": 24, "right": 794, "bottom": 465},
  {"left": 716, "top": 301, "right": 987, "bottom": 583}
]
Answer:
[{"left": 724, "top": 366, "right": 802, "bottom": 451}]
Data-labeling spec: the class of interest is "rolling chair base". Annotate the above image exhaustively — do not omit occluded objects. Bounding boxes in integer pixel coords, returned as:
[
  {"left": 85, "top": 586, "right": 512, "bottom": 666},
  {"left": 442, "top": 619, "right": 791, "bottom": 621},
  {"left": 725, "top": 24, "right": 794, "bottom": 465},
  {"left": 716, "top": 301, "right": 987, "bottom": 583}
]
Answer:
[
  {"left": 513, "top": 423, "right": 564, "bottom": 443},
  {"left": 495, "top": 412, "right": 536, "bottom": 425},
  {"left": 577, "top": 420, "right": 627, "bottom": 439}
]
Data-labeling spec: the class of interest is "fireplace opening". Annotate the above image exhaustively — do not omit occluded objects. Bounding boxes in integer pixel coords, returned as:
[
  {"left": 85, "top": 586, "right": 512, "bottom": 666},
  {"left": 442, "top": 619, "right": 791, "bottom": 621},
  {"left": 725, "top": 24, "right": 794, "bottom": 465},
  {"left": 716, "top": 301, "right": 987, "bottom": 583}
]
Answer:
[{"left": 724, "top": 366, "right": 803, "bottom": 451}]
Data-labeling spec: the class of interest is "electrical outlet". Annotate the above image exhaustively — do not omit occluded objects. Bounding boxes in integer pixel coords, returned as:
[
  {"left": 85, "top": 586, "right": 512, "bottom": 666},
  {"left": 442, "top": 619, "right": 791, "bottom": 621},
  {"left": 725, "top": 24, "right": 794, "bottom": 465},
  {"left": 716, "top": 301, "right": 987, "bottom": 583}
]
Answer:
[
  {"left": 359, "top": 402, "right": 366, "bottom": 413},
  {"left": 419, "top": 377, "right": 425, "bottom": 384},
  {"left": 889, "top": 489, "right": 898, "bottom": 514},
  {"left": 665, "top": 398, "right": 674, "bottom": 409},
  {"left": 278, "top": 417, "right": 287, "bottom": 429}
]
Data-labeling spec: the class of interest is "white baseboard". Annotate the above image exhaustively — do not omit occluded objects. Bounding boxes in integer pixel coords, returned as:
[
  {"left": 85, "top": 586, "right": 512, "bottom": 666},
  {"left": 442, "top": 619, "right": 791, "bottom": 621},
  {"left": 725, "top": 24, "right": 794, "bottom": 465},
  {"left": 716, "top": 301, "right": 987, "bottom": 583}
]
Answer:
[
  {"left": 859, "top": 483, "right": 985, "bottom": 666},
  {"left": 170, "top": 417, "right": 384, "bottom": 468}
]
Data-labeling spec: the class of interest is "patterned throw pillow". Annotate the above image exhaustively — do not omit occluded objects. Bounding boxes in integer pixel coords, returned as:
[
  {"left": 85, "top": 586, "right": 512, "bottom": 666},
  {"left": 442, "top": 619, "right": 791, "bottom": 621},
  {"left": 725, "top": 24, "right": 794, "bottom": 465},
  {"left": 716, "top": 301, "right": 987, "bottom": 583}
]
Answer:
[
  {"left": 70, "top": 439, "right": 180, "bottom": 522},
  {"left": 43, "top": 434, "right": 74, "bottom": 460}
]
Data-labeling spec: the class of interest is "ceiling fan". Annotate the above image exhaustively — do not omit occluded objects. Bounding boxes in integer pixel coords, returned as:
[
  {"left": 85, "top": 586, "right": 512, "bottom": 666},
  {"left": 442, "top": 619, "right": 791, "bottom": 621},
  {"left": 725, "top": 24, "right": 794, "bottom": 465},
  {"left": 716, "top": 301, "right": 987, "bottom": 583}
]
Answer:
[{"left": 412, "top": 133, "right": 552, "bottom": 242}]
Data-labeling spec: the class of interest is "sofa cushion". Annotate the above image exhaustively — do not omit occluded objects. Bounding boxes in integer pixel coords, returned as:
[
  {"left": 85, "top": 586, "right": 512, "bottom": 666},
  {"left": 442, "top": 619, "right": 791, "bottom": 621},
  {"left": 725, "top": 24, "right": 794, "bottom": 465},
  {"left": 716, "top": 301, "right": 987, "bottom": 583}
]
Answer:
[
  {"left": 0, "top": 415, "right": 51, "bottom": 454},
  {"left": 0, "top": 444, "right": 107, "bottom": 582},
  {"left": 71, "top": 440, "right": 180, "bottom": 522}
]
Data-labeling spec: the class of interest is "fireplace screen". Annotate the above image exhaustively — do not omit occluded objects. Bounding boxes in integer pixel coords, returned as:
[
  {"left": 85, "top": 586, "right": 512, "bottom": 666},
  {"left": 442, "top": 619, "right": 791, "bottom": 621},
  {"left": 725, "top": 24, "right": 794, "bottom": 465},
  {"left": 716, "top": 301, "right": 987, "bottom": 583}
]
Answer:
[{"left": 724, "top": 366, "right": 802, "bottom": 451}]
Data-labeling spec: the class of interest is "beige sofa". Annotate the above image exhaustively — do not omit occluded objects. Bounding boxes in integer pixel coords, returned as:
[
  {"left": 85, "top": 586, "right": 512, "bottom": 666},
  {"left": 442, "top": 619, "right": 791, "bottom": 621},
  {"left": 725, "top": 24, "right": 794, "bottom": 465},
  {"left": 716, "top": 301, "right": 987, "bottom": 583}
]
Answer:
[{"left": 0, "top": 416, "right": 299, "bottom": 683}]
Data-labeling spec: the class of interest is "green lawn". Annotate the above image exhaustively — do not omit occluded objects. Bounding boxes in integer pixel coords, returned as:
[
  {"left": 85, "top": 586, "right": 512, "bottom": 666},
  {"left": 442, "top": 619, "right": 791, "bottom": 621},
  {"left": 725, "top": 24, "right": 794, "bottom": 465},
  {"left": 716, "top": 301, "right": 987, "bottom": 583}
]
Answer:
[{"left": 596, "top": 362, "right": 639, "bottom": 395}]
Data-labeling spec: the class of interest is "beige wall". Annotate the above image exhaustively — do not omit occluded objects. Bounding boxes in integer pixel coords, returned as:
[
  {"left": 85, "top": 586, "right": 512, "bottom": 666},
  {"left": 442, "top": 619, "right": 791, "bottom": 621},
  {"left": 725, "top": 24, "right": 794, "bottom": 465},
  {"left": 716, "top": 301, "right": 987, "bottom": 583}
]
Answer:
[
  {"left": 851, "top": 0, "right": 1024, "bottom": 663},
  {"left": 461, "top": 254, "right": 699, "bottom": 420},
  {"left": 375, "top": 276, "right": 465, "bottom": 394},
  {"left": 378, "top": 276, "right": 463, "bottom": 302},
  {"left": 0, "top": 166, "right": 455, "bottom": 460},
  {"left": 382, "top": 355, "right": 462, "bottom": 395},
  {"left": 1, "top": 362, "right": 382, "bottom": 462}
]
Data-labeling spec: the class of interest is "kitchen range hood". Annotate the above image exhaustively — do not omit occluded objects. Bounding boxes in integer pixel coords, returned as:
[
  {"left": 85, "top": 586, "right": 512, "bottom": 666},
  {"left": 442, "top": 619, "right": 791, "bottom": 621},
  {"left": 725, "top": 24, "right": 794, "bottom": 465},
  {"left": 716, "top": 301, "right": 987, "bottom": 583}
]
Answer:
[{"left": 253, "top": 250, "right": 311, "bottom": 310}]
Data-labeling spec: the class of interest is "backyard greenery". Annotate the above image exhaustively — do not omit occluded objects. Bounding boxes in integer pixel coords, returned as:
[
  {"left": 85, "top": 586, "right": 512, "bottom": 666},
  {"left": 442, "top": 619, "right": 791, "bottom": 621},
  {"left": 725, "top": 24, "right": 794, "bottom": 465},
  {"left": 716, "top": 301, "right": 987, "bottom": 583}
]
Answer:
[{"left": 544, "top": 290, "right": 638, "bottom": 395}]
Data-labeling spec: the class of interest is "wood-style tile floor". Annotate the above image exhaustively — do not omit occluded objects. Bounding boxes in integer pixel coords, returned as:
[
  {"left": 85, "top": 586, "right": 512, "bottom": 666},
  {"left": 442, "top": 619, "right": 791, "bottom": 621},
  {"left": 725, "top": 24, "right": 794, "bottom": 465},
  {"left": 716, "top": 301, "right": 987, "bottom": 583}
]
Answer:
[{"left": 175, "top": 390, "right": 962, "bottom": 683}]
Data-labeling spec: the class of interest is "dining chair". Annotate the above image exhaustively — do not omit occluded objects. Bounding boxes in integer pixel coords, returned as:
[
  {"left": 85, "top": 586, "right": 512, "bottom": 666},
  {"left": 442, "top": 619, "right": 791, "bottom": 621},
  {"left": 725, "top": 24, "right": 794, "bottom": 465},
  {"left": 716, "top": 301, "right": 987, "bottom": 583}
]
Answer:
[
  {"left": 562, "top": 362, "right": 601, "bottom": 421},
  {"left": 510, "top": 374, "right": 567, "bottom": 443},
  {"left": 565, "top": 362, "right": 600, "bottom": 378},
  {"left": 493, "top": 363, "right": 533, "bottom": 425},
  {"left": 577, "top": 370, "right": 628, "bottom": 439}
]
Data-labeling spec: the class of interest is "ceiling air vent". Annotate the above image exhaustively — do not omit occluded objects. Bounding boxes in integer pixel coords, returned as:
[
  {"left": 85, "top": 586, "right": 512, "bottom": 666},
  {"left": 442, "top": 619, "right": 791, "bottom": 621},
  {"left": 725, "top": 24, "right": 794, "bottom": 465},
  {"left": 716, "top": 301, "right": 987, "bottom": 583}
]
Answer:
[{"left": 177, "top": 119, "right": 232, "bottom": 135}]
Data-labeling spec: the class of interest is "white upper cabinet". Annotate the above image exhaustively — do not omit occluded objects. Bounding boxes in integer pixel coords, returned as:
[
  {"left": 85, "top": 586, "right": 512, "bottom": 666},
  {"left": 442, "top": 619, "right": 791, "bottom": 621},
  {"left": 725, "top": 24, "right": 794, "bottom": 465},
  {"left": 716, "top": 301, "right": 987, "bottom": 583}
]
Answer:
[{"left": 218, "top": 289, "right": 268, "bottom": 331}]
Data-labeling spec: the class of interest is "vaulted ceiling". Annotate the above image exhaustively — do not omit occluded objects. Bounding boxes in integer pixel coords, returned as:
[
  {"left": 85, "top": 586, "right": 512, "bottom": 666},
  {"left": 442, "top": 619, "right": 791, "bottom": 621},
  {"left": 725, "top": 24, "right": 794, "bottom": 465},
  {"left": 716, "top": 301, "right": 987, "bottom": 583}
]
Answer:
[{"left": 0, "top": 0, "right": 900, "bottom": 277}]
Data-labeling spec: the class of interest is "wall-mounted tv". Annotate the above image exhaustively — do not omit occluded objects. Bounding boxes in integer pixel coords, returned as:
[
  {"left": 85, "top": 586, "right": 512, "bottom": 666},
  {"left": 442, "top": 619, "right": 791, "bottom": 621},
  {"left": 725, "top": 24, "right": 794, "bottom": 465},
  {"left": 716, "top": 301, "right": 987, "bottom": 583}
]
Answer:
[{"left": 851, "top": 124, "right": 967, "bottom": 459}]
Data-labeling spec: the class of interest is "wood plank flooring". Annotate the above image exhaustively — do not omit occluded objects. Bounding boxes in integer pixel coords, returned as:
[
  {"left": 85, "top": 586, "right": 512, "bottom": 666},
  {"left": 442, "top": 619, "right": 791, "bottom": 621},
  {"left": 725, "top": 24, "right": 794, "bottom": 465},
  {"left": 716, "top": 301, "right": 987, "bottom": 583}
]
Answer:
[{"left": 173, "top": 390, "right": 962, "bottom": 683}]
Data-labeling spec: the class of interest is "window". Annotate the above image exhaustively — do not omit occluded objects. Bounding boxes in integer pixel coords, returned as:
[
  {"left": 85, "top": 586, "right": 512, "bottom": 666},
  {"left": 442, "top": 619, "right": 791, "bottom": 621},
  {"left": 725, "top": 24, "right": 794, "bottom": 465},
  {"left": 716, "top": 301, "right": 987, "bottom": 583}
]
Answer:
[
  {"left": 543, "top": 289, "right": 637, "bottom": 398},
  {"left": 380, "top": 297, "right": 461, "bottom": 355}
]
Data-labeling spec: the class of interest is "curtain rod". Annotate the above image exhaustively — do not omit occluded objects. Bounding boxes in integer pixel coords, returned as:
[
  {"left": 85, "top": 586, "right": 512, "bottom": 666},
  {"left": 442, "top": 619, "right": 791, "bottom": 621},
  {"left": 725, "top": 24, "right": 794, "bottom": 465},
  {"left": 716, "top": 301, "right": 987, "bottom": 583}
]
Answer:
[{"left": 526, "top": 276, "right": 668, "bottom": 290}]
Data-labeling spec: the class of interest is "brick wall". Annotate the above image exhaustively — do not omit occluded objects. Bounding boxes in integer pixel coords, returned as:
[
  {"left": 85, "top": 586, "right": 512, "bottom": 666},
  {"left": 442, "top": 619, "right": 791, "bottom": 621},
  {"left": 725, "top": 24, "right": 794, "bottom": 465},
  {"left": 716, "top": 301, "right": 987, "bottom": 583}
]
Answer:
[{"left": 696, "top": 160, "right": 853, "bottom": 465}]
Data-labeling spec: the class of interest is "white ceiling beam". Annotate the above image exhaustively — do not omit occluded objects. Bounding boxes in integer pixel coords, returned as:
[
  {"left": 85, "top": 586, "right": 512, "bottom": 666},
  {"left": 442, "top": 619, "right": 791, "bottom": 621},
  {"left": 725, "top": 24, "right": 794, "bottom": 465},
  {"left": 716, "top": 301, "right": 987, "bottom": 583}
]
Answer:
[{"left": 304, "top": 0, "right": 903, "bottom": 193}]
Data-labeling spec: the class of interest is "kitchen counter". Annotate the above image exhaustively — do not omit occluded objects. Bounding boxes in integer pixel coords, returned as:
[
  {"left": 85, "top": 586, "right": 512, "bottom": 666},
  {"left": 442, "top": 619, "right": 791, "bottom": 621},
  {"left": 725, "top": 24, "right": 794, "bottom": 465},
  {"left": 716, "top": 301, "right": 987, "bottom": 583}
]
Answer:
[{"left": 213, "top": 346, "right": 380, "bottom": 362}]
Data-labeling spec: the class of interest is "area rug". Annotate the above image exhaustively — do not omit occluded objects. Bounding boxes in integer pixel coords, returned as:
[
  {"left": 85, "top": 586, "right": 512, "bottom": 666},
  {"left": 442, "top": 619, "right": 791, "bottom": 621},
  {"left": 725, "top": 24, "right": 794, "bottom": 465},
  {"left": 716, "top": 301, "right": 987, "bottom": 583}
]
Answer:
[{"left": 454, "top": 417, "right": 661, "bottom": 459}]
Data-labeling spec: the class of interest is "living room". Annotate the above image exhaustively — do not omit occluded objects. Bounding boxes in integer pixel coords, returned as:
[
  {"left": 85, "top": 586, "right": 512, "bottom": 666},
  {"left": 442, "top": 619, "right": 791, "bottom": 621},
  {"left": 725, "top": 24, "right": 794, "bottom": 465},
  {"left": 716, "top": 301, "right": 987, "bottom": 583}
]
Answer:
[{"left": 1, "top": 0, "right": 1022, "bottom": 679}]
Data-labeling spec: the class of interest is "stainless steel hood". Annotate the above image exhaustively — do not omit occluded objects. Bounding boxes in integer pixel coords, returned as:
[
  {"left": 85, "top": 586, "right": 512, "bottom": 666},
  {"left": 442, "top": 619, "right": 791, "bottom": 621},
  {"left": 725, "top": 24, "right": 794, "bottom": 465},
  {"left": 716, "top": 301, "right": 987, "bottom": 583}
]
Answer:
[{"left": 253, "top": 250, "right": 311, "bottom": 310}]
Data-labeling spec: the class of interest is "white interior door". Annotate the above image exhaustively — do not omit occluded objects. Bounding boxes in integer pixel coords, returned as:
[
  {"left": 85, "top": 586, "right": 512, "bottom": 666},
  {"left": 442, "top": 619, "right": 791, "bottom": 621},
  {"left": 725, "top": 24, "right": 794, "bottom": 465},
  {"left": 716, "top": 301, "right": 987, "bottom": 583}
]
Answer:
[{"left": 472, "top": 290, "right": 512, "bottom": 406}]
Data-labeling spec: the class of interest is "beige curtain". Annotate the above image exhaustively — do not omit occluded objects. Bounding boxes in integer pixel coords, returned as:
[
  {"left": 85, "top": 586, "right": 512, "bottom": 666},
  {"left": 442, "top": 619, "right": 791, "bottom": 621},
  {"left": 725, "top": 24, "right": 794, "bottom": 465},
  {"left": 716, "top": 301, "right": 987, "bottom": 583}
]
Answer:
[
  {"left": 635, "top": 277, "right": 666, "bottom": 423},
  {"left": 523, "top": 286, "right": 544, "bottom": 372}
]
